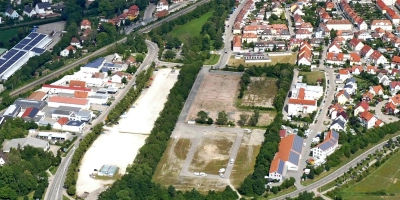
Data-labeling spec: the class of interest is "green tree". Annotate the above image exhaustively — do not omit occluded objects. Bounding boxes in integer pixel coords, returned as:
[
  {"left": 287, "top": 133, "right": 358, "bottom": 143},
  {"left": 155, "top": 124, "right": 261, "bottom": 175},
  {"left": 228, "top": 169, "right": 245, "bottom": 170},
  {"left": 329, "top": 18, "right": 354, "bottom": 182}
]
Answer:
[
  {"left": 238, "top": 114, "right": 249, "bottom": 126},
  {"left": 136, "top": 54, "right": 144, "bottom": 63},
  {"left": 121, "top": 77, "right": 127, "bottom": 84},
  {"left": 164, "top": 50, "right": 176, "bottom": 60},
  {"left": 330, "top": 29, "right": 337, "bottom": 40},
  {"left": 216, "top": 110, "right": 228, "bottom": 125},
  {"left": 195, "top": 111, "right": 209, "bottom": 124}
]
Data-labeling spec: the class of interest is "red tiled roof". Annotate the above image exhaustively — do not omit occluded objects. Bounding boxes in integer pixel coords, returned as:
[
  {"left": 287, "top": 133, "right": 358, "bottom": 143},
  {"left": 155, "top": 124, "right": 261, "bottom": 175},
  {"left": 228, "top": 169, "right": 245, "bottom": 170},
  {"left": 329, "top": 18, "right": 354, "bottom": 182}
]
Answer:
[
  {"left": 298, "top": 88, "right": 305, "bottom": 99},
  {"left": 391, "top": 94, "right": 400, "bottom": 104},
  {"left": 74, "top": 91, "right": 89, "bottom": 98},
  {"left": 372, "top": 85, "right": 383, "bottom": 94},
  {"left": 288, "top": 98, "right": 316, "bottom": 106},
  {"left": 81, "top": 19, "right": 91, "bottom": 27},
  {"left": 356, "top": 101, "right": 369, "bottom": 110},
  {"left": 327, "top": 52, "right": 344, "bottom": 61},
  {"left": 57, "top": 117, "right": 69, "bottom": 125},
  {"left": 21, "top": 107, "right": 34, "bottom": 118},
  {"left": 233, "top": 35, "right": 242, "bottom": 47},
  {"left": 392, "top": 56, "right": 400, "bottom": 64},
  {"left": 370, "top": 50, "right": 383, "bottom": 60},
  {"left": 69, "top": 80, "right": 86, "bottom": 88},
  {"left": 48, "top": 96, "right": 89, "bottom": 105},
  {"left": 350, "top": 52, "right": 361, "bottom": 62},
  {"left": 359, "top": 110, "right": 374, "bottom": 121},
  {"left": 360, "top": 45, "right": 372, "bottom": 55}
]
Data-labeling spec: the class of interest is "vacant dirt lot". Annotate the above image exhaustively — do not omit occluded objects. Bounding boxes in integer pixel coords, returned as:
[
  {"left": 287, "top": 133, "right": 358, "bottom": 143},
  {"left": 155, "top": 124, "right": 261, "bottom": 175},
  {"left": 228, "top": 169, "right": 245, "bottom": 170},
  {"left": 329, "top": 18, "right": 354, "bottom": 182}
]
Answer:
[
  {"left": 189, "top": 131, "right": 236, "bottom": 174},
  {"left": 230, "top": 129, "right": 264, "bottom": 187},
  {"left": 241, "top": 77, "right": 277, "bottom": 108},
  {"left": 187, "top": 73, "right": 240, "bottom": 121}
]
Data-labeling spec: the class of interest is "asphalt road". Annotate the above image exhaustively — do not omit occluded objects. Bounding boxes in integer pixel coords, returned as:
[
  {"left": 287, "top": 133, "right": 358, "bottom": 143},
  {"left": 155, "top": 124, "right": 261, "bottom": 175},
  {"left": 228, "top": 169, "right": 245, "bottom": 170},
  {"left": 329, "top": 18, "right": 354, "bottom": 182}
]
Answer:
[
  {"left": 143, "top": 3, "right": 156, "bottom": 22},
  {"left": 374, "top": 100, "right": 399, "bottom": 123},
  {"left": 216, "top": 0, "right": 249, "bottom": 69},
  {"left": 45, "top": 40, "right": 159, "bottom": 200},
  {"left": 9, "top": 0, "right": 211, "bottom": 98}
]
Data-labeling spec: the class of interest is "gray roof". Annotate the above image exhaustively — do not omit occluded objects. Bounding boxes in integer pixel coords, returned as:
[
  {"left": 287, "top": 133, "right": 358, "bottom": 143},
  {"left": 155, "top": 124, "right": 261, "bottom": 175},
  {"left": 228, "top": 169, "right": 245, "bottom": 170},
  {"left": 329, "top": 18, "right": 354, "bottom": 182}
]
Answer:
[
  {"left": 36, "top": 2, "right": 51, "bottom": 9},
  {"left": 38, "top": 118, "right": 56, "bottom": 126},
  {"left": 24, "top": 6, "right": 34, "bottom": 13},
  {"left": 52, "top": 109, "right": 73, "bottom": 116},
  {"left": 3, "top": 137, "right": 48, "bottom": 152},
  {"left": 331, "top": 118, "right": 345, "bottom": 129},
  {"left": 14, "top": 98, "right": 47, "bottom": 109},
  {"left": 346, "top": 77, "right": 355, "bottom": 84},
  {"left": 76, "top": 109, "right": 92, "bottom": 117},
  {"left": 66, "top": 120, "right": 84, "bottom": 126},
  {"left": 56, "top": 106, "right": 81, "bottom": 112},
  {"left": 88, "top": 94, "right": 107, "bottom": 99},
  {"left": 6, "top": 8, "right": 14, "bottom": 15}
]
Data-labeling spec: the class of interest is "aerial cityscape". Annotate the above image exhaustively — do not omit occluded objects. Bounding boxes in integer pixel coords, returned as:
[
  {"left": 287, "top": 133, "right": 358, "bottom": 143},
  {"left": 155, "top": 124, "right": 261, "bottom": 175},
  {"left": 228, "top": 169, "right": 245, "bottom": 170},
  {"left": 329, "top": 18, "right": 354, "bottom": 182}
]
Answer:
[{"left": 0, "top": 0, "right": 400, "bottom": 199}]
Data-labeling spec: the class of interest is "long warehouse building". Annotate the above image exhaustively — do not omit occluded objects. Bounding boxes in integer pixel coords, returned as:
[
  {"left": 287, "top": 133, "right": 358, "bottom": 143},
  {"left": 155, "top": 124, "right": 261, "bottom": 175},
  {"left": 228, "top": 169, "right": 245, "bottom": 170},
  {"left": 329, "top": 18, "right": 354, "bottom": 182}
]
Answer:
[{"left": 0, "top": 32, "right": 52, "bottom": 80}]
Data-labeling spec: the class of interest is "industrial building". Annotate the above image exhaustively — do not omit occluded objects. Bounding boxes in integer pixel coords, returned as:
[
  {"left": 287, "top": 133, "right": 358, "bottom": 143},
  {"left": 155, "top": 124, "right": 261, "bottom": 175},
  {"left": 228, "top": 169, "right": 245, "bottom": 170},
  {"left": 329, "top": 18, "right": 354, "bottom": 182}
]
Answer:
[
  {"left": 2, "top": 137, "right": 49, "bottom": 152},
  {"left": 0, "top": 32, "right": 52, "bottom": 80}
]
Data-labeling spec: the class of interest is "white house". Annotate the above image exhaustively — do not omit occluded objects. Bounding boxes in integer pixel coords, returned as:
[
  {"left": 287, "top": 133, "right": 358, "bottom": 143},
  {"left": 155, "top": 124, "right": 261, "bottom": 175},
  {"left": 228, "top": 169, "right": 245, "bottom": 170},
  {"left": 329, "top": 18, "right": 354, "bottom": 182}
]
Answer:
[
  {"left": 326, "top": 19, "right": 352, "bottom": 30},
  {"left": 377, "top": 73, "right": 391, "bottom": 86},
  {"left": 360, "top": 45, "right": 374, "bottom": 58},
  {"left": 343, "top": 78, "right": 357, "bottom": 95},
  {"left": 359, "top": 111, "right": 384, "bottom": 129},
  {"left": 287, "top": 98, "right": 317, "bottom": 116},
  {"left": 354, "top": 101, "right": 369, "bottom": 116},
  {"left": 269, "top": 134, "right": 303, "bottom": 182},
  {"left": 370, "top": 50, "right": 388, "bottom": 65},
  {"left": 327, "top": 42, "right": 341, "bottom": 53},
  {"left": 111, "top": 72, "right": 126, "bottom": 83},
  {"left": 23, "top": 6, "right": 36, "bottom": 17},
  {"left": 70, "top": 37, "right": 82, "bottom": 49},
  {"left": 156, "top": 0, "right": 169, "bottom": 12},
  {"left": 336, "top": 90, "right": 350, "bottom": 105},
  {"left": 5, "top": 8, "right": 19, "bottom": 19},
  {"left": 351, "top": 65, "right": 363, "bottom": 75},
  {"left": 60, "top": 45, "right": 76, "bottom": 57},
  {"left": 348, "top": 38, "right": 364, "bottom": 51},
  {"left": 371, "top": 19, "right": 393, "bottom": 31},
  {"left": 295, "top": 29, "right": 312, "bottom": 39},
  {"left": 338, "top": 69, "right": 351, "bottom": 81},
  {"left": 330, "top": 118, "right": 346, "bottom": 131},
  {"left": 312, "top": 130, "right": 339, "bottom": 159},
  {"left": 390, "top": 81, "right": 400, "bottom": 95},
  {"left": 80, "top": 19, "right": 91, "bottom": 30},
  {"left": 35, "top": 2, "right": 52, "bottom": 15},
  {"left": 369, "top": 85, "right": 384, "bottom": 96},
  {"left": 52, "top": 117, "right": 69, "bottom": 130},
  {"left": 80, "top": 58, "right": 106, "bottom": 74}
]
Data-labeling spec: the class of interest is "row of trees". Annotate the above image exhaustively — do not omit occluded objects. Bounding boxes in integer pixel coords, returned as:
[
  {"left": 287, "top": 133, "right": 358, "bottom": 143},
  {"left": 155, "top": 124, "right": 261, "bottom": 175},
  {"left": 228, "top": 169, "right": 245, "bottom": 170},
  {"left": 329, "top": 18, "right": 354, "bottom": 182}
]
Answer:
[
  {"left": 0, "top": 145, "right": 59, "bottom": 199},
  {"left": 238, "top": 63, "right": 294, "bottom": 196}
]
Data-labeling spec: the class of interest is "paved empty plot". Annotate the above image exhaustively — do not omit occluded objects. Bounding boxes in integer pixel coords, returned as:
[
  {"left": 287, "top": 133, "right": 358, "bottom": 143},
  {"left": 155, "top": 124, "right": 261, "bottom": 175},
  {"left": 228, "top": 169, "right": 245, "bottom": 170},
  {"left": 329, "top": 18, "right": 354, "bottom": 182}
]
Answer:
[
  {"left": 119, "top": 69, "right": 179, "bottom": 134},
  {"left": 76, "top": 130, "right": 147, "bottom": 194},
  {"left": 76, "top": 69, "right": 179, "bottom": 194},
  {"left": 36, "top": 21, "right": 66, "bottom": 50}
]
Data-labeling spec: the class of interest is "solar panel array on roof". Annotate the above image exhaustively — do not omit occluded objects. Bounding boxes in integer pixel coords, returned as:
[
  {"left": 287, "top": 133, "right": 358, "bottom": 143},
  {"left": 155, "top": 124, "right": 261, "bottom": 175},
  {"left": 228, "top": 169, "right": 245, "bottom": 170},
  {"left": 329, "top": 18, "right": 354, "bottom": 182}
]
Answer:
[
  {"left": 288, "top": 151, "right": 300, "bottom": 165},
  {"left": 277, "top": 160, "right": 285, "bottom": 174},
  {"left": 331, "top": 130, "right": 339, "bottom": 140},
  {"left": 27, "top": 107, "right": 39, "bottom": 118},
  {"left": 292, "top": 135, "right": 303, "bottom": 154},
  {"left": 319, "top": 141, "right": 334, "bottom": 151}
]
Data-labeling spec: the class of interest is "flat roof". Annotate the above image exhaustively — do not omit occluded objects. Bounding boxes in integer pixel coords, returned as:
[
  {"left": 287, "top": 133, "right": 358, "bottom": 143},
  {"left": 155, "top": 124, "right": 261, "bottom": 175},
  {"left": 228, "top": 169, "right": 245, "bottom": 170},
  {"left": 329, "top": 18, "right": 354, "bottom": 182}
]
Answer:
[
  {"left": 48, "top": 96, "right": 89, "bottom": 105},
  {"left": 3, "top": 137, "right": 48, "bottom": 152},
  {"left": 43, "top": 84, "right": 91, "bottom": 92}
]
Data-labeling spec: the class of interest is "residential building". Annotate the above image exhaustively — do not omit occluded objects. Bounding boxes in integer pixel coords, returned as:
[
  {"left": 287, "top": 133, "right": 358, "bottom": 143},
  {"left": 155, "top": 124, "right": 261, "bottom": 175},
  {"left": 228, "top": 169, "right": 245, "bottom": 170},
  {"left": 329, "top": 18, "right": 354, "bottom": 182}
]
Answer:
[
  {"left": 23, "top": 6, "right": 36, "bottom": 17},
  {"left": 330, "top": 118, "right": 346, "bottom": 131},
  {"left": 233, "top": 35, "right": 242, "bottom": 52},
  {"left": 390, "top": 81, "right": 400, "bottom": 95},
  {"left": 5, "top": 8, "right": 19, "bottom": 19},
  {"left": 359, "top": 111, "right": 384, "bottom": 129},
  {"left": 354, "top": 101, "right": 369, "bottom": 116},
  {"left": 362, "top": 91, "right": 374, "bottom": 102},
  {"left": 312, "top": 130, "right": 339, "bottom": 159},
  {"left": 389, "top": 94, "right": 400, "bottom": 105},
  {"left": 391, "top": 55, "right": 400, "bottom": 67},
  {"left": 269, "top": 134, "right": 303, "bottom": 182},
  {"left": 370, "top": 50, "right": 388, "bottom": 65},
  {"left": 370, "top": 85, "right": 384, "bottom": 96},
  {"left": 351, "top": 65, "right": 363, "bottom": 75},
  {"left": 336, "top": 90, "right": 351, "bottom": 104},
  {"left": 377, "top": 73, "right": 390, "bottom": 86},
  {"left": 70, "top": 37, "right": 82, "bottom": 49},
  {"left": 241, "top": 33, "right": 258, "bottom": 43},
  {"left": 326, "top": 19, "right": 352, "bottom": 30},
  {"left": 360, "top": 45, "right": 374, "bottom": 58},
  {"left": 111, "top": 71, "right": 127, "bottom": 83},
  {"left": 329, "top": 103, "right": 345, "bottom": 119},
  {"left": 80, "top": 19, "right": 91, "bottom": 30},
  {"left": 348, "top": 38, "right": 364, "bottom": 51},
  {"left": 371, "top": 19, "right": 393, "bottom": 31},
  {"left": 326, "top": 52, "right": 344, "bottom": 65},
  {"left": 156, "top": 0, "right": 169, "bottom": 12},
  {"left": 52, "top": 117, "right": 69, "bottom": 130},
  {"left": 385, "top": 102, "right": 398, "bottom": 114},
  {"left": 35, "top": 2, "right": 52, "bottom": 15},
  {"left": 60, "top": 45, "right": 76, "bottom": 57},
  {"left": 295, "top": 29, "right": 312, "bottom": 39},
  {"left": 328, "top": 42, "right": 341, "bottom": 53}
]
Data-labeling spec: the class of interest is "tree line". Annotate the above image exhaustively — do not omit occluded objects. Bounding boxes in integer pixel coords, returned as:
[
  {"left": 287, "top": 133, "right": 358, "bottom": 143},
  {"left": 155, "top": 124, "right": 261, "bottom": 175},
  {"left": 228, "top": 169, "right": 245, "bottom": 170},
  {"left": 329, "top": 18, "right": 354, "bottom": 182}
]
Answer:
[{"left": 238, "top": 63, "right": 295, "bottom": 197}]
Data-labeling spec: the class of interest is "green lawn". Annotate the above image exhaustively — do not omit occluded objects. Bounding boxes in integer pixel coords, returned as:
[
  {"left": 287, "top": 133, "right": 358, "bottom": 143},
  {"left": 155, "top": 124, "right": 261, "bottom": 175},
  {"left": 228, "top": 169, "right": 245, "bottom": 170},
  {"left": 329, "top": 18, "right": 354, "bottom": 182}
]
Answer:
[
  {"left": 49, "top": 165, "right": 58, "bottom": 175},
  {"left": 0, "top": 28, "right": 19, "bottom": 43},
  {"left": 203, "top": 54, "right": 220, "bottom": 65},
  {"left": 171, "top": 12, "right": 213, "bottom": 41},
  {"left": 299, "top": 71, "right": 324, "bottom": 85},
  {"left": 340, "top": 150, "right": 400, "bottom": 199}
]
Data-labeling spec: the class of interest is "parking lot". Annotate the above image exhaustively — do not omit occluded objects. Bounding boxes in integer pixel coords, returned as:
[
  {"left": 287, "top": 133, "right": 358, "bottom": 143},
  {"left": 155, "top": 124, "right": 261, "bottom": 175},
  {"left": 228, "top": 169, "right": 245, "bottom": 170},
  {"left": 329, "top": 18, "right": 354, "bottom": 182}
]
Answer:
[{"left": 35, "top": 21, "right": 66, "bottom": 50}]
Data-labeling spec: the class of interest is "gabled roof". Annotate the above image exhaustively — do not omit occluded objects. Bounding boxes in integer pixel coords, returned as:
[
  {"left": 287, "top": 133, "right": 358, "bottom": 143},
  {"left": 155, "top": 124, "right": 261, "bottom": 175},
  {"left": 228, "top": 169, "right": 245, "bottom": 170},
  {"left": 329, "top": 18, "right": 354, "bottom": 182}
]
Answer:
[
  {"left": 316, "top": 130, "right": 339, "bottom": 151},
  {"left": 386, "top": 102, "right": 396, "bottom": 110},
  {"left": 350, "top": 52, "right": 361, "bottom": 62},
  {"left": 24, "top": 6, "right": 34, "bottom": 13},
  {"left": 356, "top": 101, "right": 369, "bottom": 111},
  {"left": 57, "top": 117, "right": 69, "bottom": 125},
  {"left": 233, "top": 35, "right": 242, "bottom": 47},
  {"left": 339, "top": 69, "right": 349, "bottom": 75},
  {"left": 327, "top": 52, "right": 344, "bottom": 61},
  {"left": 363, "top": 91, "right": 374, "bottom": 100},
  {"left": 370, "top": 50, "right": 383, "bottom": 60},
  {"left": 349, "top": 38, "right": 362, "bottom": 47},
  {"left": 36, "top": 2, "right": 51, "bottom": 9},
  {"left": 81, "top": 19, "right": 91, "bottom": 27},
  {"left": 390, "top": 81, "right": 400, "bottom": 88},
  {"left": 352, "top": 65, "right": 363, "bottom": 72},
  {"left": 336, "top": 90, "right": 350, "bottom": 99},
  {"left": 360, "top": 45, "right": 372, "bottom": 55},
  {"left": 391, "top": 94, "right": 400, "bottom": 104},
  {"left": 392, "top": 56, "right": 400, "bottom": 63},
  {"left": 372, "top": 85, "right": 383, "bottom": 94},
  {"left": 331, "top": 118, "right": 345, "bottom": 129},
  {"left": 359, "top": 110, "right": 375, "bottom": 121},
  {"left": 21, "top": 107, "right": 39, "bottom": 118},
  {"left": 70, "top": 37, "right": 80, "bottom": 44},
  {"left": 269, "top": 134, "right": 303, "bottom": 174}
]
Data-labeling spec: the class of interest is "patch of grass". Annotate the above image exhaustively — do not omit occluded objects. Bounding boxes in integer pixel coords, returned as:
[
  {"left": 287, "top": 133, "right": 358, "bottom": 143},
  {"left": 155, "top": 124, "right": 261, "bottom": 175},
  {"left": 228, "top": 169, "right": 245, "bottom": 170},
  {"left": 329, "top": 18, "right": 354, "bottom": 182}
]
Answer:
[
  {"left": 241, "top": 77, "right": 278, "bottom": 108},
  {"left": 204, "top": 54, "right": 220, "bottom": 65},
  {"left": 319, "top": 180, "right": 339, "bottom": 192},
  {"left": 299, "top": 71, "right": 324, "bottom": 85},
  {"left": 228, "top": 53, "right": 298, "bottom": 67},
  {"left": 17, "top": 191, "right": 34, "bottom": 200},
  {"left": 63, "top": 195, "right": 71, "bottom": 200},
  {"left": 0, "top": 28, "right": 19, "bottom": 43},
  {"left": 49, "top": 165, "right": 58, "bottom": 175},
  {"left": 174, "top": 138, "right": 191, "bottom": 160},
  {"left": 230, "top": 145, "right": 261, "bottom": 187},
  {"left": 171, "top": 12, "right": 213, "bottom": 41},
  {"left": 153, "top": 140, "right": 179, "bottom": 186}
]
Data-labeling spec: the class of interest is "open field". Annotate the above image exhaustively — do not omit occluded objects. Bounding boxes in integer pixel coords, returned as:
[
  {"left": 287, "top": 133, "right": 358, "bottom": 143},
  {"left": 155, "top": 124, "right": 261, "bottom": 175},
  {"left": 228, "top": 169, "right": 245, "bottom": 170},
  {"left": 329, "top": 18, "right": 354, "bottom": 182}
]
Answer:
[
  {"left": 228, "top": 53, "right": 297, "bottom": 67},
  {"left": 171, "top": 12, "right": 212, "bottom": 41},
  {"left": 76, "top": 69, "right": 179, "bottom": 195},
  {"left": 204, "top": 54, "right": 220, "bottom": 65},
  {"left": 241, "top": 77, "right": 278, "bottom": 108},
  {"left": 187, "top": 73, "right": 275, "bottom": 126},
  {"left": 189, "top": 131, "right": 236, "bottom": 174},
  {"left": 0, "top": 28, "right": 19, "bottom": 43},
  {"left": 230, "top": 129, "right": 264, "bottom": 187},
  {"left": 299, "top": 71, "right": 324, "bottom": 85},
  {"left": 340, "top": 151, "right": 400, "bottom": 199},
  {"left": 187, "top": 73, "right": 240, "bottom": 121}
]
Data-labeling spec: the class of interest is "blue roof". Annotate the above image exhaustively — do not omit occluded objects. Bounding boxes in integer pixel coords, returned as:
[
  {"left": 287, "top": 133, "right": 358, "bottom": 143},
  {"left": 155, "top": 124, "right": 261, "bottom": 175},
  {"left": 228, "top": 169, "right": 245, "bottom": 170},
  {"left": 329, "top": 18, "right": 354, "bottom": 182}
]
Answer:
[
  {"left": 100, "top": 67, "right": 109, "bottom": 72},
  {"left": 346, "top": 77, "right": 355, "bottom": 84},
  {"left": 103, "top": 62, "right": 114, "bottom": 67},
  {"left": 292, "top": 135, "right": 303, "bottom": 154},
  {"left": 332, "top": 119, "right": 345, "bottom": 129},
  {"left": 66, "top": 120, "right": 84, "bottom": 126},
  {"left": 277, "top": 160, "right": 285, "bottom": 174},
  {"left": 331, "top": 130, "right": 339, "bottom": 141},
  {"left": 27, "top": 107, "right": 39, "bottom": 118},
  {"left": 84, "top": 58, "right": 105, "bottom": 68},
  {"left": 319, "top": 140, "right": 335, "bottom": 151},
  {"left": 288, "top": 151, "right": 300, "bottom": 165}
]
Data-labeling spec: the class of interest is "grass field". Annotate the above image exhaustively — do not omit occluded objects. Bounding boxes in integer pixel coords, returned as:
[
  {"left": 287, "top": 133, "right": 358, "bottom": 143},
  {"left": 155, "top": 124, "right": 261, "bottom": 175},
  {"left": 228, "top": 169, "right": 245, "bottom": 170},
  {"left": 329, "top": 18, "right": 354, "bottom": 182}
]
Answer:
[
  {"left": 204, "top": 54, "right": 220, "bottom": 65},
  {"left": 0, "top": 28, "right": 19, "bottom": 43},
  {"left": 49, "top": 165, "right": 58, "bottom": 175},
  {"left": 171, "top": 12, "right": 213, "bottom": 41},
  {"left": 299, "top": 71, "right": 324, "bottom": 85},
  {"left": 340, "top": 151, "right": 400, "bottom": 199},
  {"left": 228, "top": 53, "right": 298, "bottom": 67},
  {"left": 240, "top": 77, "right": 278, "bottom": 108},
  {"left": 174, "top": 138, "right": 191, "bottom": 160}
]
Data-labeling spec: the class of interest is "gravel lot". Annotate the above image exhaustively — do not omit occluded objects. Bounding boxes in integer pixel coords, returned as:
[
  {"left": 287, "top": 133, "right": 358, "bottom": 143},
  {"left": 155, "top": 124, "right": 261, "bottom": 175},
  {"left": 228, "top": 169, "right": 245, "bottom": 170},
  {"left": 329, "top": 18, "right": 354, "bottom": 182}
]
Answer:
[{"left": 76, "top": 68, "right": 179, "bottom": 194}]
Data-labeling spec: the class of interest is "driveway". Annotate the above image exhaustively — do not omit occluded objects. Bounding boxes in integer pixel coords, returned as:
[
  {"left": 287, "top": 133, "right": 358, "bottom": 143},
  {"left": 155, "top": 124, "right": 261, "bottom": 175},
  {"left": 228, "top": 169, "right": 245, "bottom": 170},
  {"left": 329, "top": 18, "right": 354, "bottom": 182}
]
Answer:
[{"left": 374, "top": 101, "right": 399, "bottom": 123}]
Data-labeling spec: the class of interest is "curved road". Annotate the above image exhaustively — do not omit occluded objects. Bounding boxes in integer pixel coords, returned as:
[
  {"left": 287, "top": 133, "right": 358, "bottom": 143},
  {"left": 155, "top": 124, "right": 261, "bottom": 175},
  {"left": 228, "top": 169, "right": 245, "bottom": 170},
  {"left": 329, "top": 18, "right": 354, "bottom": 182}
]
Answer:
[
  {"left": 45, "top": 41, "right": 159, "bottom": 200},
  {"left": 9, "top": 0, "right": 211, "bottom": 97}
]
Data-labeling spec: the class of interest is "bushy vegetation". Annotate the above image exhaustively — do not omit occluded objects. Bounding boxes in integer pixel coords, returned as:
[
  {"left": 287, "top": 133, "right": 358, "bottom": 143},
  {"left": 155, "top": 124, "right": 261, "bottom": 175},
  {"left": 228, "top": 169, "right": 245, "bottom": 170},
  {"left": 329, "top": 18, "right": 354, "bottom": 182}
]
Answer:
[
  {"left": 0, "top": 146, "right": 59, "bottom": 199},
  {"left": 238, "top": 63, "right": 294, "bottom": 196},
  {"left": 0, "top": 118, "right": 38, "bottom": 146}
]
